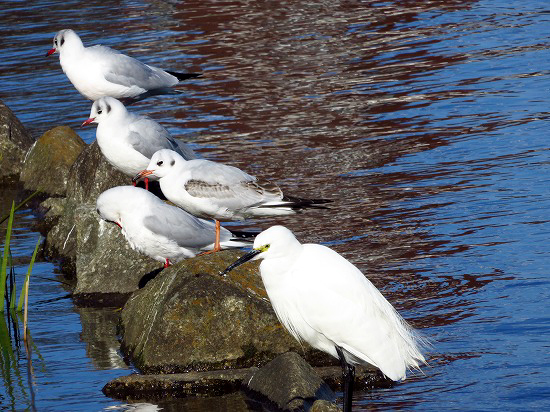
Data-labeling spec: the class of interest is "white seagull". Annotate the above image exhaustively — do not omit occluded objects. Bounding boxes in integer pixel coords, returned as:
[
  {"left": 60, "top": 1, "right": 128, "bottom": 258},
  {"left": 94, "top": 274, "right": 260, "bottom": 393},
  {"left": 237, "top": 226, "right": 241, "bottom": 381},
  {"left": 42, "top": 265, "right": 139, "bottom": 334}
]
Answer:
[
  {"left": 96, "top": 186, "right": 253, "bottom": 268},
  {"left": 82, "top": 97, "right": 195, "bottom": 189},
  {"left": 133, "top": 149, "right": 331, "bottom": 253},
  {"left": 46, "top": 29, "right": 200, "bottom": 101},
  {"left": 221, "top": 226, "right": 427, "bottom": 412}
]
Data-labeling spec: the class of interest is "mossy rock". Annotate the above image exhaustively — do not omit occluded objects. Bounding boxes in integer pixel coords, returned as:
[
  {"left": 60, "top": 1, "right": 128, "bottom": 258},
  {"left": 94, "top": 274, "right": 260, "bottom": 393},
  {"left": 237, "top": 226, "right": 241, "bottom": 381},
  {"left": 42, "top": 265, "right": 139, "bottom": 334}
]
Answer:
[{"left": 20, "top": 126, "right": 86, "bottom": 196}]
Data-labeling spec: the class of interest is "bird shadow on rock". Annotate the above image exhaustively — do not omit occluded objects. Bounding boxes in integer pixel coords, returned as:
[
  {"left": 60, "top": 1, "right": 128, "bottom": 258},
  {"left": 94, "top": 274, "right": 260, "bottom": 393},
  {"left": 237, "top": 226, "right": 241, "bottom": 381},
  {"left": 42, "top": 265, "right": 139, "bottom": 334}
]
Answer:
[{"left": 138, "top": 267, "right": 165, "bottom": 289}]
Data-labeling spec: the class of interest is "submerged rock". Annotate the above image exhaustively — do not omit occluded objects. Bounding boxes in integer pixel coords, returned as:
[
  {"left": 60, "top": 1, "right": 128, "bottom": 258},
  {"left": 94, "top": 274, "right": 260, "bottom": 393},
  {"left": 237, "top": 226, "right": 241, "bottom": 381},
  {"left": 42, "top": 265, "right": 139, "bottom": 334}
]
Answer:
[
  {"left": 120, "top": 252, "right": 329, "bottom": 374},
  {"left": 0, "top": 100, "right": 34, "bottom": 182},
  {"left": 245, "top": 352, "right": 336, "bottom": 411},
  {"left": 103, "top": 368, "right": 258, "bottom": 400},
  {"left": 20, "top": 126, "right": 86, "bottom": 196}
]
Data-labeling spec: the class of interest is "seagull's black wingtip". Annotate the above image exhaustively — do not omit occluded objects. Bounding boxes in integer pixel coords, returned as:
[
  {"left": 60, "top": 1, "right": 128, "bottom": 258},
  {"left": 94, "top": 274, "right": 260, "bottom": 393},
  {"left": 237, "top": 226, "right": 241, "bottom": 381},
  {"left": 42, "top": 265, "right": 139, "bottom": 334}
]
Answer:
[{"left": 166, "top": 71, "right": 202, "bottom": 81}]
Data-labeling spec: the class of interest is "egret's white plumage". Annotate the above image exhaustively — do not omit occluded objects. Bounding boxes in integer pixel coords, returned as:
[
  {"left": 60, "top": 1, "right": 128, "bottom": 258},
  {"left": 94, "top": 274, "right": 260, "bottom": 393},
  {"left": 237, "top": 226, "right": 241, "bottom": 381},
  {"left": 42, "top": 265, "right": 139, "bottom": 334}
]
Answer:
[
  {"left": 222, "top": 226, "right": 426, "bottom": 383},
  {"left": 83, "top": 97, "right": 195, "bottom": 177},
  {"left": 46, "top": 29, "right": 199, "bottom": 100},
  {"left": 96, "top": 186, "right": 251, "bottom": 266}
]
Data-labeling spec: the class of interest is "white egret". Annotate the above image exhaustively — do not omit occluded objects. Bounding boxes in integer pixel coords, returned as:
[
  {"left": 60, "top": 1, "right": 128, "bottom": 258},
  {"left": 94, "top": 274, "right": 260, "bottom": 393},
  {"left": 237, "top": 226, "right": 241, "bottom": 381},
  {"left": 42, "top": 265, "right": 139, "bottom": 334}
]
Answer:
[{"left": 221, "top": 225, "right": 427, "bottom": 412}]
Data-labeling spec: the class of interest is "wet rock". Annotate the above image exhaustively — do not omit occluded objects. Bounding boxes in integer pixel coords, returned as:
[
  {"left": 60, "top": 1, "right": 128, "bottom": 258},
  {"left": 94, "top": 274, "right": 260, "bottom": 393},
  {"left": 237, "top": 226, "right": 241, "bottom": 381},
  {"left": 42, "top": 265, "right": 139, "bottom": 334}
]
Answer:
[
  {"left": 103, "top": 368, "right": 258, "bottom": 400},
  {"left": 245, "top": 352, "right": 336, "bottom": 411},
  {"left": 65, "top": 140, "right": 130, "bottom": 205},
  {"left": 20, "top": 126, "right": 86, "bottom": 196},
  {"left": 120, "top": 252, "right": 327, "bottom": 374},
  {"left": 0, "top": 100, "right": 34, "bottom": 182},
  {"left": 42, "top": 140, "right": 130, "bottom": 276},
  {"left": 311, "top": 400, "right": 342, "bottom": 412},
  {"left": 72, "top": 209, "right": 160, "bottom": 303}
]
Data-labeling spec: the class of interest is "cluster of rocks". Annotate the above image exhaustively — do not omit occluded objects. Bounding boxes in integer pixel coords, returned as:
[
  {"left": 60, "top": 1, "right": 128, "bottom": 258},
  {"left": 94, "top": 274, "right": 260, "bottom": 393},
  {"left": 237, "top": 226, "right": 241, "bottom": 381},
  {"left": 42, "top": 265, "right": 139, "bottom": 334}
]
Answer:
[{"left": 1, "top": 100, "right": 391, "bottom": 411}]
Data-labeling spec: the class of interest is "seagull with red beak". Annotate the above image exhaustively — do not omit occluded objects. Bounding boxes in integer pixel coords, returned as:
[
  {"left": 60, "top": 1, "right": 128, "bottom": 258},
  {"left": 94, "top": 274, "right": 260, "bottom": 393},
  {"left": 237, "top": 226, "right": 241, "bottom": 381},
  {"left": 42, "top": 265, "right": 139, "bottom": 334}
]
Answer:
[
  {"left": 82, "top": 97, "right": 195, "bottom": 190},
  {"left": 133, "top": 149, "right": 331, "bottom": 254},
  {"left": 46, "top": 29, "right": 200, "bottom": 101},
  {"left": 96, "top": 186, "right": 254, "bottom": 268}
]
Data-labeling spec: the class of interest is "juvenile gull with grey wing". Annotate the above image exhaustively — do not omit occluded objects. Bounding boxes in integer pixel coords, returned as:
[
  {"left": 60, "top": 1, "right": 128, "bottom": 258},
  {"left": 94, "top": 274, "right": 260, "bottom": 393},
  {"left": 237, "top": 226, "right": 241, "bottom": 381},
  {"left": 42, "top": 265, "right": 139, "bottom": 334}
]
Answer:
[{"left": 134, "top": 149, "right": 331, "bottom": 253}]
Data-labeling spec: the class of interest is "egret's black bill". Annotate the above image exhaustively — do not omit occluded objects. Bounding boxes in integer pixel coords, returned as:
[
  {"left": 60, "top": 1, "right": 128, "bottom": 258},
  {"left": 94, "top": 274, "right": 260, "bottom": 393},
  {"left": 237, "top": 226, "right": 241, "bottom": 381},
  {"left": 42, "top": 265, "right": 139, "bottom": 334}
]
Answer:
[{"left": 220, "top": 249, "right": 260, "bottom": 276}]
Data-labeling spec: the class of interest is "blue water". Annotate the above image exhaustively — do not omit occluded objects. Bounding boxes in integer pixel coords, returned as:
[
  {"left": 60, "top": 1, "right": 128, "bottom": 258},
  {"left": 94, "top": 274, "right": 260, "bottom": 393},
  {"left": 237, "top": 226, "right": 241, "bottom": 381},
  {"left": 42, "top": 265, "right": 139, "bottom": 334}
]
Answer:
[{"left": 1, "top": 0, "right": 550, "bottom": 410}]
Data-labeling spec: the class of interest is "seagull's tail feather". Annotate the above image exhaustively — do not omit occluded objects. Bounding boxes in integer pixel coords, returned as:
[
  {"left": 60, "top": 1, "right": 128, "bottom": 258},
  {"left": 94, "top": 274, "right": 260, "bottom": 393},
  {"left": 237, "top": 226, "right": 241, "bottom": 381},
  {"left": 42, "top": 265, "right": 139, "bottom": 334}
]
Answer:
[
  {"left": 259, "top": 195, "right": 332, "bottom": 211},
  {"left": 229, "top": 229, "right": 259, "bottom": 241},
  {"left": 166, "top": 71, "right": 202, "bottom": 81},
  {"left": 220, "top": 232, "right": 255, "bottom": 249}
]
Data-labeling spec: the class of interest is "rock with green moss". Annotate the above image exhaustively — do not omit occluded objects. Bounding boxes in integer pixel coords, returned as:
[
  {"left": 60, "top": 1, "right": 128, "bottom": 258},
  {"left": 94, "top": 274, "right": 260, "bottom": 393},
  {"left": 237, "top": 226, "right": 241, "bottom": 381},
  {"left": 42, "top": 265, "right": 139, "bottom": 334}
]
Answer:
[
  {"left": 0, "top": 100, "right": 34, "bottom": 182},
  {"left": 20, "top": 126, "right": 86, "bottom": 196},
  {"left": 120, "top": 252, "right": 329, "bottom": 374}
]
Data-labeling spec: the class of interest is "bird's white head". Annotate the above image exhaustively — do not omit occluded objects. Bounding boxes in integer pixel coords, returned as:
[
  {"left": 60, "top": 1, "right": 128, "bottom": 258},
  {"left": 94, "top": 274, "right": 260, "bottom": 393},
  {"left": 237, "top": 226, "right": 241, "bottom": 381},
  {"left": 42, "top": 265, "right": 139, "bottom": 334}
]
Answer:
[
  {"left": 97, "top": 185, "right": 157, "bottom": 229},
  {"left": 82, "top": 97, "right": 126, "bottom": 127},
  {"left": 134, "top": 149, "right": 185, "bottom": 182},
  {"left": 46, "top": 29, "right": 83, "bottom": 57},
  {"left": 96, "top": 186, "right": 129, "bottom": 229},
  {"left": 221, "top": 226, "right": 302, "bottom": 275}
]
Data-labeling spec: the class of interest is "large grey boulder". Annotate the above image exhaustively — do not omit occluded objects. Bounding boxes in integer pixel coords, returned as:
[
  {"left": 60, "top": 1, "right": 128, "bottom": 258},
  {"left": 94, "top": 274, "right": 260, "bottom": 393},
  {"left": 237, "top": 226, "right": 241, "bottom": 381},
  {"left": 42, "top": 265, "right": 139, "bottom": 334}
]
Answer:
[
  {"left": 42, "top": 140, "right": 130, "bottom": 277},
  {"left": 245, "top": 352, "right": 336, "bottom": 411},
  {"left": 72, "top": 208, "right": 161, "bottom": 305},
  {"left": 20, "top": 126, "right": 86, "bottom": 196},
  {"left": 0, "top": 100, "right": 34, "bottom": 182},
  {"left": 120, "top": 252, "right": 328, "bottom": 374}
]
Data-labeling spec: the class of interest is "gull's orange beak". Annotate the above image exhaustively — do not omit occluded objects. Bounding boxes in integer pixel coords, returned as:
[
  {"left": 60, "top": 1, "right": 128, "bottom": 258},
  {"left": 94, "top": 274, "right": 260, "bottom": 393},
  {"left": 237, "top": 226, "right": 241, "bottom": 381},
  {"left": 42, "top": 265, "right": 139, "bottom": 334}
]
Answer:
[
  {"left": 46, "top": 48, "right": 56, "bottom": 57},
  {"left": 81, "top": 117, "right": 95, "bottom": 127},
  {"left": 132, "top": 169, "right": 154, "bottom": 183}
]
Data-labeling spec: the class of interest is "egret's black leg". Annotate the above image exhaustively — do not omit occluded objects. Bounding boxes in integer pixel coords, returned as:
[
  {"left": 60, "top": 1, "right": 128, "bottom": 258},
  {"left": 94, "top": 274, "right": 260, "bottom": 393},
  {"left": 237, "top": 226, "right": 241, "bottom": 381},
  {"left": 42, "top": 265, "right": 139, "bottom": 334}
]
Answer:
[{"left": 336, "top": 345, "right": 355, "bottom": 412}]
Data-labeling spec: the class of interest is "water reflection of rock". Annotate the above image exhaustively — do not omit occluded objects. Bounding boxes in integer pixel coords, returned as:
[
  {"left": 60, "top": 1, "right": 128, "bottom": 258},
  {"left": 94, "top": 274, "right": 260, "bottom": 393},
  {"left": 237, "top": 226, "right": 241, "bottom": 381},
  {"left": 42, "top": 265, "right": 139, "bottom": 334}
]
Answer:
[{"left": 76, "top": 307, "right": 127, "bottom": 370}]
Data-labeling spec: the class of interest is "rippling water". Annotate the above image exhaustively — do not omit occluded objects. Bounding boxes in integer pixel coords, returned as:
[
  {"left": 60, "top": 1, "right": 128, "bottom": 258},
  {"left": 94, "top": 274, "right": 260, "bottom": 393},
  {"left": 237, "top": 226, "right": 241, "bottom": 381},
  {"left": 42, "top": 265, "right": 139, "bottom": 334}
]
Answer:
[{"left": 1, "top": 0, "right": 549, "bottom": 410}]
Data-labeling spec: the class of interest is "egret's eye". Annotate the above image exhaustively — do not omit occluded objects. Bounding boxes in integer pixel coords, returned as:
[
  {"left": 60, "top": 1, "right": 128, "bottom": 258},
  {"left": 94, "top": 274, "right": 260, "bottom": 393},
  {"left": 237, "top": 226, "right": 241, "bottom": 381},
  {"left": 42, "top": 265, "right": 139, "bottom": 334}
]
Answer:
[
  {"left": 157, "top": 160, "right": 164, "bottom": 166},
  {"left": 97, "top": 109, "right": 102, "bottom": 115},
  {"left": 258, "top": 244, "right": 270, "bottom": 252}
]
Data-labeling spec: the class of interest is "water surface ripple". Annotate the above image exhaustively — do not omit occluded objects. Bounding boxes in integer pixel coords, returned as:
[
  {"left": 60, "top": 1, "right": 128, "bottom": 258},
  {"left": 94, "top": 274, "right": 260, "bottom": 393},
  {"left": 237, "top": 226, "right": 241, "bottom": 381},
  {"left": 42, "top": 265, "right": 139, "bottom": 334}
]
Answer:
[{"left": 1, "top": 0, "right": 549, "bottom": 410}]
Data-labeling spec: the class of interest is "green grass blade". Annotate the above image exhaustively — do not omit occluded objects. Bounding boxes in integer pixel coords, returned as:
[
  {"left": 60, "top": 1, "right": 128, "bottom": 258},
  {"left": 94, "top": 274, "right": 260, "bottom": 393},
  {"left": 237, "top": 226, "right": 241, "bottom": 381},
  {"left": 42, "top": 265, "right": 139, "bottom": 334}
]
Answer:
[
  {"left": 17, "top": 237, "right": 41, "bottom": 312},
  {"left": 9, "top": 259, "right": 16, "bottom": 311},
  {"left": 1, "top": 201, "right": 16, "bottom": 313}
]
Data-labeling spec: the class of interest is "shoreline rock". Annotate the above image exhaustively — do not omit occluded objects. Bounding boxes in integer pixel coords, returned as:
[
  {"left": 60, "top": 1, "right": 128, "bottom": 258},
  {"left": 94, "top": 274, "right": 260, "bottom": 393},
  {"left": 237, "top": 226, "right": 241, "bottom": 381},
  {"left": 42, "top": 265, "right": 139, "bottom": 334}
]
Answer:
[
  {"left": 0, "top": 100, "right": 34, "bottom": 183},
  {"left": 103, "top": 352, "right": 390, "bottom": 410}
]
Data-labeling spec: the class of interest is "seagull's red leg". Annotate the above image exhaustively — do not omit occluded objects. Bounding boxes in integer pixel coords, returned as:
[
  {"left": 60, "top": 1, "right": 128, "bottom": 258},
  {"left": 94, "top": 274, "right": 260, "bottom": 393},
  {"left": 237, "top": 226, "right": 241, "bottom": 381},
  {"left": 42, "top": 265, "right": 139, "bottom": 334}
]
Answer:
[
  {"left": 163, "top": 258, "right": 172, "bottom": 268},
  {"left": 214, "top": 220, "right": 221, "bottom": 252},
  {"left": 198, "top": 220, "right": 222, "bottom": 255},
  {"left": 132, "top": 180, "right": 137, "bottom": 187},
  {"left": 145, "top": 177, "right": 149, "bottom": 191}
]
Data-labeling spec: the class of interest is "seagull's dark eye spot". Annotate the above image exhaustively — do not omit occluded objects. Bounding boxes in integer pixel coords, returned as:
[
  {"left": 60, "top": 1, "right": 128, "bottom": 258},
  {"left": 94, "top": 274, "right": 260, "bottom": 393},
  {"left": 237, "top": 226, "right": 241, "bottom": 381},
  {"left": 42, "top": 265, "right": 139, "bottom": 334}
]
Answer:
[
  {"left": 97, "top": 109, "right": 102, "bottom": 115},
  {"left": 96, "top": 208, "right": 100, "bottom": 215},
  {"left": 106, "top": 103, "right": 111, "bottom": 113},
  {"left": 60, "top": 37, "right": 65, "bottom": 46},
  {"left": 170, "top": 160, "right": 175, "bottom": 166},
  {"left": 157, "top": 160, "right": 164, "bottom": 166}
]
